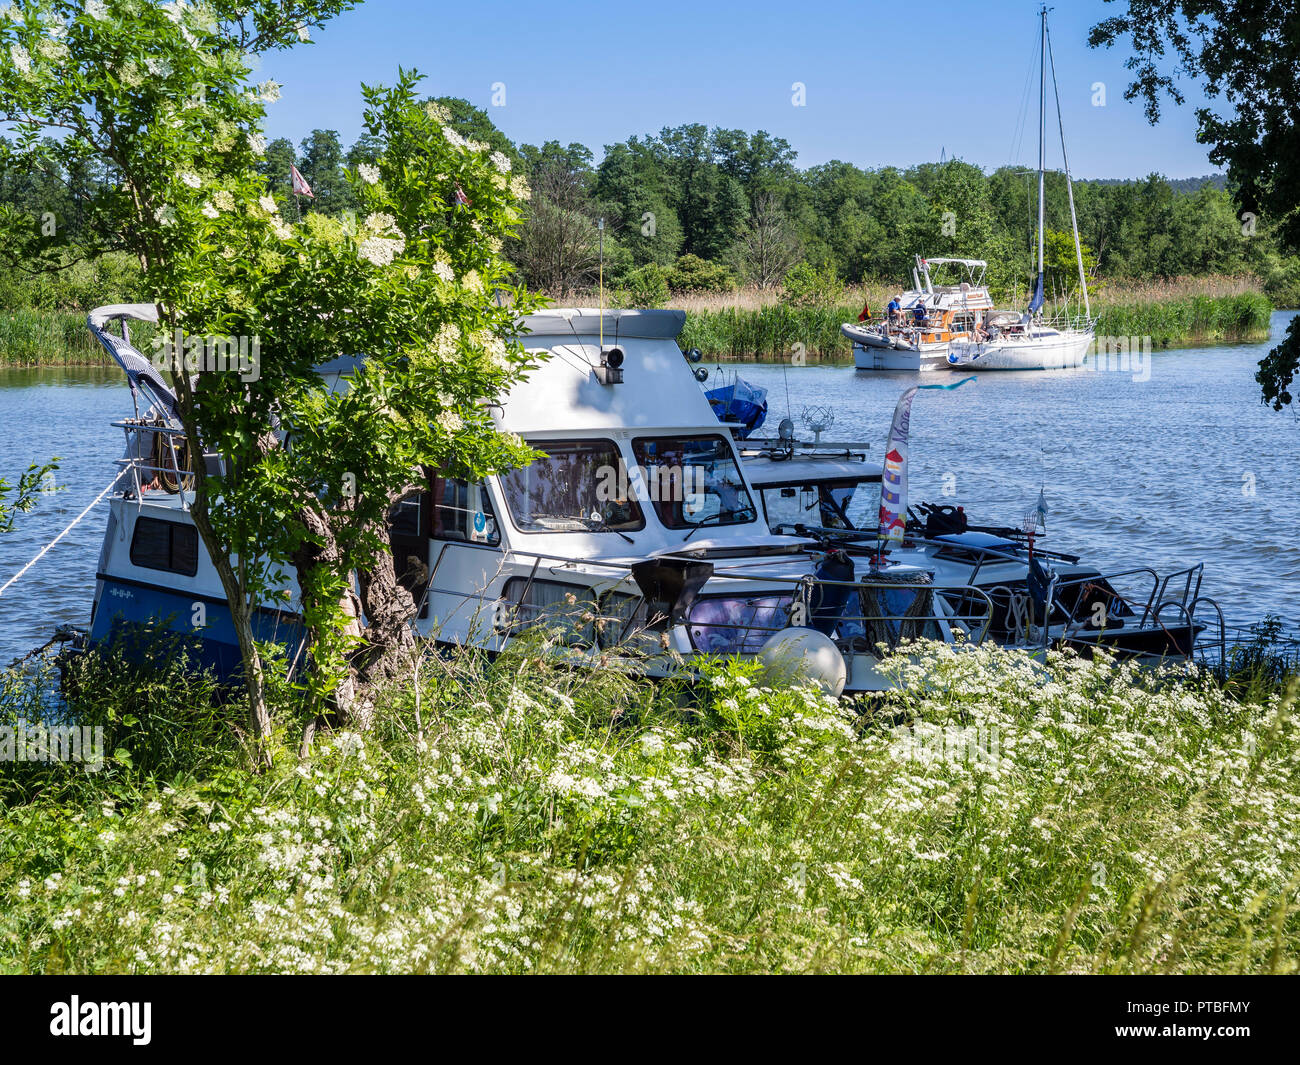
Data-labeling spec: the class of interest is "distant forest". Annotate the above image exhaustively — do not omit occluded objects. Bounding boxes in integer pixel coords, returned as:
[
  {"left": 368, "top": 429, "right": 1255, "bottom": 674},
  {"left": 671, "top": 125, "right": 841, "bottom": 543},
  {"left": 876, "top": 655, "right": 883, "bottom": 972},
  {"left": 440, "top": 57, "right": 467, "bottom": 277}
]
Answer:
[{"left": 3, "top": 97, "right": 1297, "bottom": 307}]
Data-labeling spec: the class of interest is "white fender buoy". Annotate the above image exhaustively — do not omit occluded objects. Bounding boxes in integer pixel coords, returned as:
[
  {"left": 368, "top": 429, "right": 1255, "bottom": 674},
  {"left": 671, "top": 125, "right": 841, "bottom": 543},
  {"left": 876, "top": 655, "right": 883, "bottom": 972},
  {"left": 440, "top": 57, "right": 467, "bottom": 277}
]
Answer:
[{"left": 758, "top": 628, "right": 847, "bottom": 696}]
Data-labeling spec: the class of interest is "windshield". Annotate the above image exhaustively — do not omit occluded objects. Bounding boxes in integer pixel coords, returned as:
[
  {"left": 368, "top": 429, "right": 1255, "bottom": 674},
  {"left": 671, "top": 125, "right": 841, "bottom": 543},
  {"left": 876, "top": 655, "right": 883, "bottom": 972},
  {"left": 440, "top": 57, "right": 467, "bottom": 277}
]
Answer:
[
  {"left": 499, "top": 438, "right": 645, "bottom": 533},
  {"left": 761, "top": 481, "right": 865, "bottom": 531},
  {"left": 631, "top": 434, "right": 757, "bottom": 530}
]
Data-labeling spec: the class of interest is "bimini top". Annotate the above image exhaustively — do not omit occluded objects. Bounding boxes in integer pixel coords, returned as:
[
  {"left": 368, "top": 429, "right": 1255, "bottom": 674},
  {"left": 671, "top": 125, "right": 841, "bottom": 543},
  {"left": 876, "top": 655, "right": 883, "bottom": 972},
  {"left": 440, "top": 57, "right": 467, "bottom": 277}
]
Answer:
[
  {"left": 495, "top": 307, "right": 716, "bottom": 436},
  {"left": 87, "top": 302, "right": 178, "bottom": 421}
]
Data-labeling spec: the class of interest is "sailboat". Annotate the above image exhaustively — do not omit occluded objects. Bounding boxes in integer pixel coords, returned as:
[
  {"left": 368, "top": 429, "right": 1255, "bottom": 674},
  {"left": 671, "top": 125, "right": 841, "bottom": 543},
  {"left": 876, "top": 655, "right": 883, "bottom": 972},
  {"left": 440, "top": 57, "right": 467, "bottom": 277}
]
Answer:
[{"left": 948, "top": 6, "right": 1097, "bottom": 372}]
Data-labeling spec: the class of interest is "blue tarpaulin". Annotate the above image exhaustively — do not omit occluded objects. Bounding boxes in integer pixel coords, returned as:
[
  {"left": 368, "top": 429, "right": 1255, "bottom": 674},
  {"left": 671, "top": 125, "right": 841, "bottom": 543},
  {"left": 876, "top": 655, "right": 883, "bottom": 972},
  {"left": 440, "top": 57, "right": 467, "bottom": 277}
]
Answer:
[{"left": 706, "top": 378, "right": 768, "bottom": 438}]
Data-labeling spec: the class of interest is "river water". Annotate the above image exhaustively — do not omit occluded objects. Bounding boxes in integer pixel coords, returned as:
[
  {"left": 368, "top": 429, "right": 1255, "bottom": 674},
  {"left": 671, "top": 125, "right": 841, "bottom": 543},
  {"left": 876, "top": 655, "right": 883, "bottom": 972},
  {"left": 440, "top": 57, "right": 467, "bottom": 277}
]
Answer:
[{"left": 1, "top": 313, "right": 1297, "bottom": 664}]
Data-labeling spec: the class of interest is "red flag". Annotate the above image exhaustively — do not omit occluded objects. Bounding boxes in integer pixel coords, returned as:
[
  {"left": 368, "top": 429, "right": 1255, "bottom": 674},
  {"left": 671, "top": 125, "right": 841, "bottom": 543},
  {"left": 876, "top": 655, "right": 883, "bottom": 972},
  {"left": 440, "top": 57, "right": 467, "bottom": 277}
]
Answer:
[
  {"left": 453, "top": 183, "right": 471, "bottom": 207},
  {"left": 290, "top": 164, "right": 314, "bottom": 199}
]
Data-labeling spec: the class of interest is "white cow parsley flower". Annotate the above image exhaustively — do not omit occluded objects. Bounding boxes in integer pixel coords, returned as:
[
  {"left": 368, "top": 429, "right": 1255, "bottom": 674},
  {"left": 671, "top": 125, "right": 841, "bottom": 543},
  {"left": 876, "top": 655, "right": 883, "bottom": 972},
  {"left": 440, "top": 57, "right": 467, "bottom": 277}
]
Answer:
[
  {"left": 83, "top": 0, "right": 108, "bottom": 19},
  {"left": 180, "top": 172, "right": 202, "bottom": 189},
  {"left": 490, "top": 151, "right": 511, "bottom": 173},
  {"left": 10, "top": 44, "right": 31, "bottom": 76},
  {"left": 357, "top": 163, "right": 380, "bottom": 185}
]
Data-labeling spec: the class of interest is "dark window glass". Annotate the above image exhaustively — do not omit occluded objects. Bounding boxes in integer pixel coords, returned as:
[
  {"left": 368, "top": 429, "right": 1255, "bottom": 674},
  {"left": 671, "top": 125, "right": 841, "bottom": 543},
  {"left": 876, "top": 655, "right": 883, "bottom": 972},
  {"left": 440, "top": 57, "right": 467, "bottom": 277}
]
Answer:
[
  {"left": 499, "top": 439, "right": 644, "bottom": 534},
  {"left": 129, "top": 517, "right": 199, "bottom": 576},
  {"left": 631, "top": 434, "right": 756, "bottom": 530},
  {"left": 433, "top": 479, "right": 500, "bottom": 545}
]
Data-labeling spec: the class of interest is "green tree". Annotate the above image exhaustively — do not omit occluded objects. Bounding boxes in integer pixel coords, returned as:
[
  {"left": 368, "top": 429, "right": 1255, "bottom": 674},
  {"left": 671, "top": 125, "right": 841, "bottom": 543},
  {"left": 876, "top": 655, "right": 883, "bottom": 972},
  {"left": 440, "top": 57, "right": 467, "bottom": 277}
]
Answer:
[
  {"left": 0, "top": 3, "right": 541, "bottom": 749},
  {"left": 1089, "top": 0, "right": 1300, "bottom": 407},
  {"left": 296, "top": 129, "right": 356, "bottom": 215}
]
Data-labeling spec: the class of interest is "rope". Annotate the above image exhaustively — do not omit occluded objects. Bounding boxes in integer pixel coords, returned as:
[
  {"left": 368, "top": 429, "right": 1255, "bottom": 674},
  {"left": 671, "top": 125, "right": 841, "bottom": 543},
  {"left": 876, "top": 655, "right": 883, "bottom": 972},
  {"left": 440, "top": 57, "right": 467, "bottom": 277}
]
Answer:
[{"left": 0, "top": 474, "right": 121, "bottom": 599}]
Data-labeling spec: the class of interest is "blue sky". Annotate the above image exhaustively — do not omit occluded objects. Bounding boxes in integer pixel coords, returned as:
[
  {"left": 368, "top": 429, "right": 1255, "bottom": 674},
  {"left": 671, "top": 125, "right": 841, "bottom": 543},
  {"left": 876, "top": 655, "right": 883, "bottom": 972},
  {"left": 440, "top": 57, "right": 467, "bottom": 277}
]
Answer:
[{"left": 256, "top": 0, "right": 1218, "bottom": 179}]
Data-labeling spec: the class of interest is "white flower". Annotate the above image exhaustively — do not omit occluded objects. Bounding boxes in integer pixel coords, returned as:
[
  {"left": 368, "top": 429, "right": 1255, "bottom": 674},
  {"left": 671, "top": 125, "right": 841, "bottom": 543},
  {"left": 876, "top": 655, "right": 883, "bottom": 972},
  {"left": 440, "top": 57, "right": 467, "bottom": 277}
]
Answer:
[
  {"left": 436, "top": 410, "right": 463, "bottom": 433},
  {"left": 212, "top": 189, "right": 234, "bottom": 212},
  {"left": 358, "top": 236, "right": 405, "bottom": 266},
  {"left": 37, "top": 39, "right": 70, "bottom": 62},
  {"left": 490, "top": 151, "right": 511, "bottom": 173},
  {"left": 296, "top": 23, "right": 311, "bottom": 42},
  {"left": 180, "top": 171, "right": 202, "bottom": 189},
  {"left": 442, "top": 126, "right": 466, "bottom": 150},
  {"left": 257, "top": 80, "right": 281, "bottom": 104},
  {"left": 431, "top": 260, "right": 454, "bottom": 283},
  {"left": 201, "top": 203, "right": 218, "bottom": 219},
  {"left": 433, "top": 322, "right": 461, "bottom": 359},
  {"left": 154, "top": 204, "right": 177, "bottom": 226},
  {"left": 357, "top": 163, "right": 380, "bottom": 185},
  {"left": 144, "top": 56, "right": 172, "bottom": 77},
  {"left": 258, "top": 194, "right": 278, "bottom": 215},
  {"left": 271, "top": 217, "right": 293, "bottom": 240},
  {"left": 424, "top": 100, "right": 450, "bottom": 123},
  {"left": 10, "top": 44, "right": 31, "bottom": 75},
  {"left": 83, "top": 0, "right": 108, "bottom": 19},
  {"left": 247, "top": 132, "right": 267, "bottom": 155}
]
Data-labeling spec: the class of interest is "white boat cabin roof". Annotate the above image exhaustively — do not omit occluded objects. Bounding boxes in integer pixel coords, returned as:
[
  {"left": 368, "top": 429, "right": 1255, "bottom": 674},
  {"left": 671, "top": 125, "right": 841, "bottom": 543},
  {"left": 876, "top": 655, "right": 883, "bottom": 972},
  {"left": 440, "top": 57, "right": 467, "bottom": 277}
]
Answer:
[
  {"left": 744, "top": 455, "right": 883, "bottom": 487},
  {"left": 496, "top": 309, "right": 719, "bottom": 436}
]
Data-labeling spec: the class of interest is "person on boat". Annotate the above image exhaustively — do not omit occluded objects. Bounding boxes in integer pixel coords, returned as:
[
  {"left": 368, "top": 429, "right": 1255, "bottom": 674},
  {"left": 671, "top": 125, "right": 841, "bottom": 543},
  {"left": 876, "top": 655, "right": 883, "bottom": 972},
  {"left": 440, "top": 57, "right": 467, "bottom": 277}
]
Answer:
[
  {"left": 887, "top": 295, "right": 903, "bottom": 325},
  {"left": 912, "top": 300, "right": 928, "bottom": 325}
]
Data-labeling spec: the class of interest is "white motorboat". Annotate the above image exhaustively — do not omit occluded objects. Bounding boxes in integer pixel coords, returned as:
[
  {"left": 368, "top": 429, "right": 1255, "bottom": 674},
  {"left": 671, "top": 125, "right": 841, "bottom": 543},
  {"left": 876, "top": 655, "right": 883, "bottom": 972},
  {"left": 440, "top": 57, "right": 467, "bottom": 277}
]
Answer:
[
  {"left": 79, "top": 304, "right": 1002, "bottom": 696},
  {"left": 844, "top": 256, "right": 994, "bottom": 371},
  {"left": 738, "top": 443, "right": 1224, "bottom": 662}
]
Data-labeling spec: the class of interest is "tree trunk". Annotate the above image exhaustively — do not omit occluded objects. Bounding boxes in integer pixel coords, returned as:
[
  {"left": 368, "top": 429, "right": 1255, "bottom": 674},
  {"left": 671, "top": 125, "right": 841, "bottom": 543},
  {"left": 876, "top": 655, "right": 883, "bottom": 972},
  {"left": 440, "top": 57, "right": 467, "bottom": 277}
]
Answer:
[{"left": 290, "top": 506, "right": 418, "bottom": 738}]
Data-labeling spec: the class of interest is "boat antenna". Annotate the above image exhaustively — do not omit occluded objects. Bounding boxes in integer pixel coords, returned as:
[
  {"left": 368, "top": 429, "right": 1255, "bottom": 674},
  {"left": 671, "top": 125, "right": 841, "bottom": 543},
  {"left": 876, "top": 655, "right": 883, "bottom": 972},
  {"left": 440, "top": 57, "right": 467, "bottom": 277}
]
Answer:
[
  {"left": 597, "top": 217, "right": 605, "bottom": 351},
  {"left": 1045, "top": 14, "right": 1091, "bottom": 319}
]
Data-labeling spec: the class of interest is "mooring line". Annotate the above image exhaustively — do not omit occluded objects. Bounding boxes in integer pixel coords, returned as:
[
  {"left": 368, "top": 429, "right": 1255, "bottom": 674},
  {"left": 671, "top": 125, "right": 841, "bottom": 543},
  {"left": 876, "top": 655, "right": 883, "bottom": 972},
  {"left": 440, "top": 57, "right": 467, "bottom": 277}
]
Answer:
[{"left": 0, "top": 474, "right": 121, "bottom": 599}]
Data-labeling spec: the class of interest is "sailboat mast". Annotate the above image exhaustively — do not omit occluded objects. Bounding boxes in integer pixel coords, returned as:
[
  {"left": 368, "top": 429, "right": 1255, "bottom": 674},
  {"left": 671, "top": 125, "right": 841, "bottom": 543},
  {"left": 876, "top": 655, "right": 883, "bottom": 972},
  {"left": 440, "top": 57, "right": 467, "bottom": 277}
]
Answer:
[
  {"left": 1045, "top": 15, "right": 1092, "bottom": 319},
  {"left": 1036, "top": 5, "right": 1046, "bottom": 304}
]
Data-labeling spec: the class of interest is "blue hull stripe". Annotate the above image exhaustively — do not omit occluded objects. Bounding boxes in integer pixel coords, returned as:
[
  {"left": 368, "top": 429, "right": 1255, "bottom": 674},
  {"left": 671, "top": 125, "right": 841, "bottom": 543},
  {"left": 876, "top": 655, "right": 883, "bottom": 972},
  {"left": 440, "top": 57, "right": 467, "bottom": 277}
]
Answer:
[{"left": 90, "top": 575, "right": 305, "bottom": 679}]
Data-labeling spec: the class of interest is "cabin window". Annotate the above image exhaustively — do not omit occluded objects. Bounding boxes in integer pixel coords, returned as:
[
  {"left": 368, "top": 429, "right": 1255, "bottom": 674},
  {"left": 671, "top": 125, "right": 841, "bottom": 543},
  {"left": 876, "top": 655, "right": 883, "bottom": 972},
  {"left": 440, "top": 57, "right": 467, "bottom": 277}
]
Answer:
[
  {"left": 129, "top": 517, "right": 199, "bottom": 576},
  {"left": 761, "top": 480, "right": 874, "bottom": 531},
  {"left": 630, "top": 434, "right": 756, "bottom": 530},
  {"left": 498, "top": 439, "right": 645, "bottom": 534},
  {"left": 433, "top": 478, "right": 500, "bottom": 545}
]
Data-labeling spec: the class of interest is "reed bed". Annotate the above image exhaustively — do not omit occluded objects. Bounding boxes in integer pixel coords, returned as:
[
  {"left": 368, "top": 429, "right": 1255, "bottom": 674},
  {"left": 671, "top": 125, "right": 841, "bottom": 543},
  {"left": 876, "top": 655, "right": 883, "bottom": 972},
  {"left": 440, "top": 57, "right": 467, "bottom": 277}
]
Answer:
[{"left": 0, "top": 310, "right": 107, "bottom": 367}]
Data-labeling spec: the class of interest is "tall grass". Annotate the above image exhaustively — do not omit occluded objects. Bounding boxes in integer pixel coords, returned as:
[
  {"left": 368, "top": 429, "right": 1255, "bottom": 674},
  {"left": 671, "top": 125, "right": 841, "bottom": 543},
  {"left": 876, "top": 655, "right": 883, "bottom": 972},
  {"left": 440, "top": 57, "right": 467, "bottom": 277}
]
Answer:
[
  {"left": 1, "top": 636, "right": 1297, "bottom": 974},
  {"left": 0, "top": 310, "right": 108, "bottom": 367}
]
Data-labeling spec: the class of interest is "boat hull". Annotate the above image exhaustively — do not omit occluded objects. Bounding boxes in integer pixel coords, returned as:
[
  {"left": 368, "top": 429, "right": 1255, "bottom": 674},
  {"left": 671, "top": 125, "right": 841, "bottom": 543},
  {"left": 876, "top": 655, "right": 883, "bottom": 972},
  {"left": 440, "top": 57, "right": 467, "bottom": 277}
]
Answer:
[
  {"left": 948, "top": 330, "right": 1092, "bottom": 371},
  {"left": 851, "top": 342, "right": 951, "bottom": 372}
]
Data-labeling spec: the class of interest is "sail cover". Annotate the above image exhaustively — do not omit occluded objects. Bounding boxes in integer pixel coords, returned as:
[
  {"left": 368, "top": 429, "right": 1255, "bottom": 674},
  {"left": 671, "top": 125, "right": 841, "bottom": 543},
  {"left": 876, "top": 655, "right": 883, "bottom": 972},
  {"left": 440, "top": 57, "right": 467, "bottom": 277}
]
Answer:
[
  {"left": 1027, "top": 272, "right": 1045, "bottom": 314},
  {"left": 706, "top": 378, "right": 768, "bottom": 438}
]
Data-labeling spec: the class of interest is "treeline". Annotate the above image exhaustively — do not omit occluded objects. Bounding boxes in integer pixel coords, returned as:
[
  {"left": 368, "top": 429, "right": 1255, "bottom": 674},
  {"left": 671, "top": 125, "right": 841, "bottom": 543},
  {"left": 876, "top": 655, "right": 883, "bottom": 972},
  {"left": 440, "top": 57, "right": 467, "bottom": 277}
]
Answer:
[{"left": 3, "top": 97, "right": 1299, "bottom": 312}]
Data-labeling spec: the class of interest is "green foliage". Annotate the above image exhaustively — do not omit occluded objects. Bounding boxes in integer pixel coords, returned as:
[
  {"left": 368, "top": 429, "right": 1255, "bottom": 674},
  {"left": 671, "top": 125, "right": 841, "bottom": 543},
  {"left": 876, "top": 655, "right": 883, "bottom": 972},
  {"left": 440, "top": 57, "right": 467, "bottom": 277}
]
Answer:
[
  {"left": 0, "top": 458, "right": 58, "bottom": 533},
  {"left": 1, "top": 641, "right": 1297, "bottom": 973},
  {"left": 614, "top": 263, "right": 670, "bottom": 309},
  {"left": 666, "top": 253, "right": 734, "bottom": 294},
  {"left": 780, "top": 259, "right": 842, "bottom": 310}
]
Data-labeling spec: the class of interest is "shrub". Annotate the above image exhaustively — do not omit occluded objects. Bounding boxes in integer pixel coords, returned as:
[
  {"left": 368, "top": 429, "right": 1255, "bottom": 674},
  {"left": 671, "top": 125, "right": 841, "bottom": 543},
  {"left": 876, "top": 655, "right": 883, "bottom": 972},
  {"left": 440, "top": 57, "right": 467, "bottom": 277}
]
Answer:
[{"left": 666, "top": 253, "right": 735, "bottom": 294}]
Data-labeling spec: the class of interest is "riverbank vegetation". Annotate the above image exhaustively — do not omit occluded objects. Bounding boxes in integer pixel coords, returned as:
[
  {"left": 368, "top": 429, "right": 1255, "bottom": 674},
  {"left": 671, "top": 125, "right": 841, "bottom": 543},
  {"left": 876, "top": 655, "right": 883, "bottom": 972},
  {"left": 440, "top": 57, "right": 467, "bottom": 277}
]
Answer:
[
  {"left": 675, "top": 279, "right": 1273, "bottom": 362},
  {"left": 2, "top": 637, "right": 1296, "bottom": 974},
  {"left": 4, "top": 97, "right": 1298, "bottom": 368}
]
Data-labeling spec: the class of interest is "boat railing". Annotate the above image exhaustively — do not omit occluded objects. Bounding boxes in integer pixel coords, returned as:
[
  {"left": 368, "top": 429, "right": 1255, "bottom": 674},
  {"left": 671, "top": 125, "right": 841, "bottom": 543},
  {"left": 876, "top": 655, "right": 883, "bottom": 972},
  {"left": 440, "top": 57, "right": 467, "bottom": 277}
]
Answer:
[
  {"left": 110, "top": 418, "right": 196, "bottom": 500},
  {"left": 422, "top": 542, "right": 994, "bottom": 661},
  {"left": 682, "top": 572, "right": 994, "bottom": 661}
]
